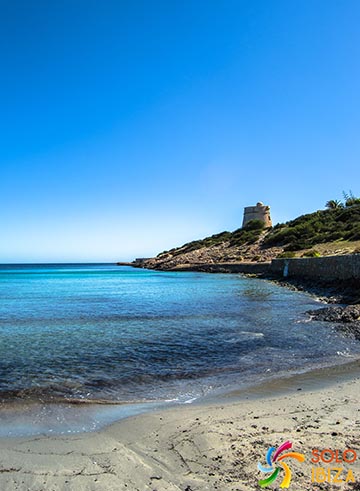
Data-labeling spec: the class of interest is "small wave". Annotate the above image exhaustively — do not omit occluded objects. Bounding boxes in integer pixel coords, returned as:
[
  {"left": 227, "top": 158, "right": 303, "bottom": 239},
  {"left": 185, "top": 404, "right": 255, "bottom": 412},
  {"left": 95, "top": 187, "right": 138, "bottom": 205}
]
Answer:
[
  {"left": 240, "top": 331, "right": 264, "bottom": 338},
  {"left": 183, "top": 398, "right": 197, "bottom": 404},
  {"left": 336, "top": 351, "right": 354, "bottom": 358},
  {"left": 0, "top": 386, "right": 157, "bottom": 406},
  {"left": 296, "top": 316, "right": 314, "bottom": 323},
  {"left": 225, "top": 332, "right": 264, "bottom": 343}
]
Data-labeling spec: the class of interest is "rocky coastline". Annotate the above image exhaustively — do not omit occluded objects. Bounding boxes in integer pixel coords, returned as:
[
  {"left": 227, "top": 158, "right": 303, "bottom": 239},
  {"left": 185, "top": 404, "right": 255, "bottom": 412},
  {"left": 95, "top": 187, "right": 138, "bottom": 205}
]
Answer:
[
  {"left": 307, "top": 304, "right": 360, "bottom": 341},
  {"left": 263, "top": 275, "right": 360, "bottom": 304}
]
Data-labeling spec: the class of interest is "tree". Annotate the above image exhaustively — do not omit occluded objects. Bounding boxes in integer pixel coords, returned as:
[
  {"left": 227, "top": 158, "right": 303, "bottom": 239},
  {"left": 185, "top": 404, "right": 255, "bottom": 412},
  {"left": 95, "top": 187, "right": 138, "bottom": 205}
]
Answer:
[
  {"left": 345, "top": 197, "right": 360, "bottom": 207},
  {"left": 343, "top": 190, "right": 360, "bottom": 207},
  {"left": 325, "top": 199, "right": 343, "bottom": 209}
]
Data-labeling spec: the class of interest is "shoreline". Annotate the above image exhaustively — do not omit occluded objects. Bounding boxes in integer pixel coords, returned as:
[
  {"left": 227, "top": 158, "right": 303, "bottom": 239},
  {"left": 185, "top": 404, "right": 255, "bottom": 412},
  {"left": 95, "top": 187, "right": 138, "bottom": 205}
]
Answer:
[
  {"left": 262, "top": 274, "right": 360, "bottom": 304},
  {"left": 120, "top": 254, "right": 360, "bottom": 304},
  {"left": 1, "top": 355, "right": 359, "bottom": 439},
  {"left": 116, "top": 256, "right": 360, "bottom": 305},
  {"left": 1, "top": 361, "right": 359, "bottom": 490}
]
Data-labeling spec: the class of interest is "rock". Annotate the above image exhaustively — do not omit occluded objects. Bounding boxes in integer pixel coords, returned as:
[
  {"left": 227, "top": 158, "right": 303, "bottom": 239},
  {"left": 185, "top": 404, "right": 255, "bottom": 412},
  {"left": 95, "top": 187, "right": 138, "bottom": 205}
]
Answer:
[
  {"left": 342, "top": 305, "right": 360, "bottom": 322},
  {"left": 307, "top": 305, "right": 360, "bottom": 323},
  {"left": 307, "top": 305, "right": 360, "bottom": 340},
  {"left": 307, "top": 306, "right": 344, "bottom": 322}
]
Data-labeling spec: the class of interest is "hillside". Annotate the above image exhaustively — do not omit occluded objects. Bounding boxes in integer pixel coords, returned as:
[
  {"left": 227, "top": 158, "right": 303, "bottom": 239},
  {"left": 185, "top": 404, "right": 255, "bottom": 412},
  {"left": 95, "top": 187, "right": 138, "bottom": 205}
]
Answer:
[{"left": 134, "top": 204, "right": 360, "bottom": 271}]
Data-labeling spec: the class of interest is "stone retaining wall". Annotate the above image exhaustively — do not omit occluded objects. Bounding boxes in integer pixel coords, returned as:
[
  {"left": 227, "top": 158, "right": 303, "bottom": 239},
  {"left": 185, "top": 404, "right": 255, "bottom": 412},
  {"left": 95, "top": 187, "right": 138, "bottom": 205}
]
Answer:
[
  {"left": 175, "top": 262, "right": 271, "bottom": 274},
  {"left": 270, "top": 255, "right": 360, "bottom": 280}
]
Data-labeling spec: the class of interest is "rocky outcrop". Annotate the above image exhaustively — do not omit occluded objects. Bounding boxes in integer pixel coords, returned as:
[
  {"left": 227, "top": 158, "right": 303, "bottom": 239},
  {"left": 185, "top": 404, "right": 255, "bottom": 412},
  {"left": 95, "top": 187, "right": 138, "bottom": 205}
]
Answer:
[
  {"left": 137, "top": 233, "right": 282, "bottom": 271},
  {"left": 307, "top": 305, "right": 360, "bottom": 340},
  {"left": 307, "top": 305, "right": 360, "bottom": 323}
]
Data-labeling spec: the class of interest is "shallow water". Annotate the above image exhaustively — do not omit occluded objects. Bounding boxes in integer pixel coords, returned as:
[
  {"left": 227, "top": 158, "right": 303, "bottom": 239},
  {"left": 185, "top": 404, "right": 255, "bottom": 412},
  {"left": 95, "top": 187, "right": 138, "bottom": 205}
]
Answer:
[{"left": 1, "top": 263, "right": 360, "bottom": 435}]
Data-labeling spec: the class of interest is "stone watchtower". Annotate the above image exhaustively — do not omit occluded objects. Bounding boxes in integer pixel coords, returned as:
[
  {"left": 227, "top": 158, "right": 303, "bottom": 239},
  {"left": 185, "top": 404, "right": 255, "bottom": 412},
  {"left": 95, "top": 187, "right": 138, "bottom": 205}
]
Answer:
[{"left": 242, "top": 202, "right": 272, "bottom": 228}]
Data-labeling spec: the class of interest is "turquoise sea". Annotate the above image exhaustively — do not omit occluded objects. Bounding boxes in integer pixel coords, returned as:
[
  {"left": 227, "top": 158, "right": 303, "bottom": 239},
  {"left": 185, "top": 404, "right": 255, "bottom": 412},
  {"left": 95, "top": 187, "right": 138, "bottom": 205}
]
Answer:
[{"left": 1, "top": 263, "right": 359, "bottom": 435}]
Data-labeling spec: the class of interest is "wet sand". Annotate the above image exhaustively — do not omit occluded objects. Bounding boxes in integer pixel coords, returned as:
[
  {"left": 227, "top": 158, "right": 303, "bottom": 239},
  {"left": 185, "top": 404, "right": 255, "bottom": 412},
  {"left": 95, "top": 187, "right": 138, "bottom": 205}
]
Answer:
[{"left": 0, "top": 362, "right": 359, "bottom": 490}]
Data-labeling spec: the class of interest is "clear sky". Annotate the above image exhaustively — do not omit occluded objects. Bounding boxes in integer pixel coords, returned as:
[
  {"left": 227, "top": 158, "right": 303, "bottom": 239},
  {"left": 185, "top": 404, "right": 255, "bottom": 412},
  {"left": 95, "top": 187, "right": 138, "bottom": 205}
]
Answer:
[{"left": 1, "top": 0, "right": 359, "bottom": 262}]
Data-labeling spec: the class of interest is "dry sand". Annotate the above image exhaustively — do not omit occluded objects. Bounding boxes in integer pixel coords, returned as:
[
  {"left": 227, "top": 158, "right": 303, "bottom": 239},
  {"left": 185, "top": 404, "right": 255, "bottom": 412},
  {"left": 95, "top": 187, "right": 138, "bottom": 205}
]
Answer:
[{"left": 0, "top": 366, "right": 360, "bottom": 491}]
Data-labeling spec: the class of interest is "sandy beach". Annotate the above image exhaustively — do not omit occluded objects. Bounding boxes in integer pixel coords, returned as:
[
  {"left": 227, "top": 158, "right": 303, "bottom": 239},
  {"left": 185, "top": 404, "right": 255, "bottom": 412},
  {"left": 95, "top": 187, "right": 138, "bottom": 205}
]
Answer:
[{"left": 0, "top": 364, "right": 359, "bottom": 491}]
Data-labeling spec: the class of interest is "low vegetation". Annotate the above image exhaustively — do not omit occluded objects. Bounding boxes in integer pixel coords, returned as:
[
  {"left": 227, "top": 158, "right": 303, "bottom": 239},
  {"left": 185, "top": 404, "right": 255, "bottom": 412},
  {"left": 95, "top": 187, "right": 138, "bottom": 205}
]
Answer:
[
  {"left": 157, "top": 220, "right": 265, "bottom": 258},
  {"left": 277, "top": 251, "right": 296, "bottom": 259},
  {"left": 264, "top": 203, "right": 360, "bottom": 251},
  {"left": 157, "top": 192, "right": 360, "bottom": 259},
  {"left": 302, "top": 250, "right": 321, "bottom": 258}
]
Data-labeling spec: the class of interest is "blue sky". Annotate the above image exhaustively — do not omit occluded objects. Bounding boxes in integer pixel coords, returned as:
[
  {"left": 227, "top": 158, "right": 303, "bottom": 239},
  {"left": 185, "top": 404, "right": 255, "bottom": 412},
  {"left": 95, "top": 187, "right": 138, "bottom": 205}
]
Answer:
[{"left": 1, "top": 0, "right": 359, "bottom": 262}]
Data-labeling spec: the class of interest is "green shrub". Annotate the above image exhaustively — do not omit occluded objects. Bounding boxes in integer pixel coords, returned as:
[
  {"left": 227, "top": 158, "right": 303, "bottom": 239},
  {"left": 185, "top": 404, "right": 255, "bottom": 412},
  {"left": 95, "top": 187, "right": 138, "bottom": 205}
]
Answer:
[
  {"left": 243, "top": 219, "right": 265, "bottom": 231},
  {"left": 277, "top": 251, "right": 296, "bottom": 258},
  {"left": 263, "top": 204, "right": 360, "bottom": 250},
  {"left": 302, "top": 250, "right": 321, "bottom": 258},
  {"left": 347, "top": 224, "right": 360, "bottom": 241},
  {"left": 284, "top": 241, "right": 310, "bottom": 251},
  {"left": 229, "top": 228, "right": 263, "bottom": 247},
  {"left": 345, "top": 198, "right": 360, "bottom": 207}
]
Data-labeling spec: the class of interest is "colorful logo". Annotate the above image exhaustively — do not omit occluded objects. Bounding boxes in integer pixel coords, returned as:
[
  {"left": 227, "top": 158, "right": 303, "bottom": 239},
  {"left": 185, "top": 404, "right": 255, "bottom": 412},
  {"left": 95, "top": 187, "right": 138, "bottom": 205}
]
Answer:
[{"left": 258, "top": 440, "right": 305, "bottom": 488}]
